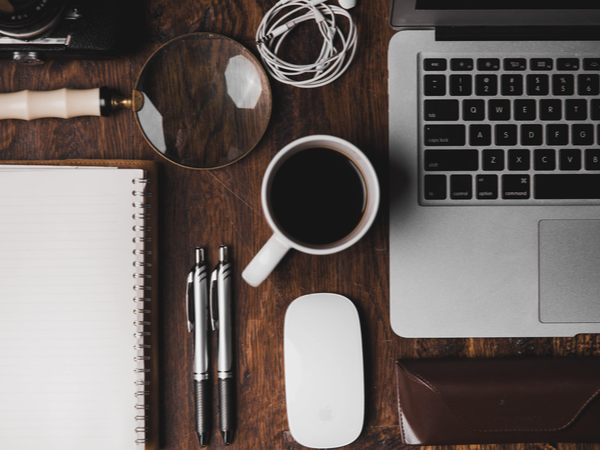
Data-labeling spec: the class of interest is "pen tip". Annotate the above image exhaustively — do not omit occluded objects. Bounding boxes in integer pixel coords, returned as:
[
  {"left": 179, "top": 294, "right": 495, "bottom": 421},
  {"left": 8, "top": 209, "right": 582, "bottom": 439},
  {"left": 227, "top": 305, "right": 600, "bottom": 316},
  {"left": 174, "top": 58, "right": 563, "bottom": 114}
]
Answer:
[
  {"left": 198, "top": 432, "right": 208, "bottom": 447},
  {"left": 222, "top": 430, "right": 233, "bottom": 445}
]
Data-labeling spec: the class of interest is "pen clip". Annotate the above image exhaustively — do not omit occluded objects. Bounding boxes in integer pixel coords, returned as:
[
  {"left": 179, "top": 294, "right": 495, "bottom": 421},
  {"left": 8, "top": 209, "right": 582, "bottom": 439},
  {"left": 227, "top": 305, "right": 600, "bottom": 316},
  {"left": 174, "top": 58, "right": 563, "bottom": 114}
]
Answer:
[
  {"left": 209, "top": 266, "right": 218, "bottom": 331},
  {"left": 186, "top": 269, "right": 194, "bottom": 333}
]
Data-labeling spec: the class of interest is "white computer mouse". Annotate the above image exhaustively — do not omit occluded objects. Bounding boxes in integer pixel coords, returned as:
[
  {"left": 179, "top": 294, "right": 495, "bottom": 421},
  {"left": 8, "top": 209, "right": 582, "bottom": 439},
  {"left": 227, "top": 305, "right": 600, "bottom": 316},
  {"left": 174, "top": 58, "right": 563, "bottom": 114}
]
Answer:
[{"left": 284, "top": 293, "right": 364, "bottom": 449}]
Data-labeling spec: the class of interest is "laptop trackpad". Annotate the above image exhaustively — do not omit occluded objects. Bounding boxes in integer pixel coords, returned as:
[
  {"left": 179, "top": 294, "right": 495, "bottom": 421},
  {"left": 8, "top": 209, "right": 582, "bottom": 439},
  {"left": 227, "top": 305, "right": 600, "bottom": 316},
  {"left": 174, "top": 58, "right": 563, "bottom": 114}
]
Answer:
[{"left": 540, "top": 220, "right": 600, "bottom": 323}]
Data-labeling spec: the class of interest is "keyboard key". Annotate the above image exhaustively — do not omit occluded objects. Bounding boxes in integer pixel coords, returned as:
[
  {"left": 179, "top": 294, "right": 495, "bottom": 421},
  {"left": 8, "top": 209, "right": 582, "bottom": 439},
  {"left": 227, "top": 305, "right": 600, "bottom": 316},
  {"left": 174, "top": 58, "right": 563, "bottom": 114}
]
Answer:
[
  {"left": 424, "top": 100, "right": 459, "bottom": 121},
  {"left": 592, "top": 99, "right": 600, "bottom": 120},
  {"left": 530, "top": 58, "right": 553, "bottom": 71},
  {"left": 527, "top": 74, "right": 549, "bottom": 95},
  {"left": 578, "top": 74, "right": 599, "bottom": 96},
  {"left": 482, "top": 149, "right": 505, "bottom": 171},
  {"left": 504, "top": 58, "right": 526, "bottom": 71},
  {"left": 496, "top": 124, "right": 517, "bottom": 146},
  {"left": 583, "top": 58, "right": 600, "bottom": 71},
  {"left": 424, "top": 125, "right": 466, "bottom": 146},
  {"left": 424, "top": 175, "right": 446, "bottom": 199},
  {"left": 557, "top": 58, "right": 580, "bottom": 70},
  {"left": 514, "top": 100, "right": 536, "bottom": 121},
  {"left": 463, "top": 99, "right": 485, "bottom": 120},
  {"left": 489, "top": 100, "right": 510, "bottom": 120},
  {"left": 424, "top": 58, "right": 447, "bottom": 71},
  {"left": 547, "top": 124, "right": 569, "bottom": 145},
  {"left": 521, "top": 124, "right": 543, "bottom": 146},
  {"left": 450, "top": 175, "right": 472, "bottom": 199},
  {"left": 534, "top": 174, "right": 600, "bottom": 199},
  {"left": 508, "top": 149, "right": 530, "bottom": 170},
  {"left": 476, "top": 75, "right": 497, "bottom": 95},
  {"left": 449, "top": 75, "right": 472, "bottom": 96},
  {"left": 565, "top": 99, "right": 587, "bottom": 120},
  {"left": 424, "top": 75, "right": 446, "bottom": 96},
  {"left": 585, "top": 149, "right": 600, "bottom": 170},
  {"left": 553, "top": 75, "right": 574, "bottom": 95},
  {"left": 540, "top": 100, "right": 562, "bottom": 120},
  {"left": 476, "top": 175, "right": 498, "bottom": 199},
  {"left": 501, "top": 74, "right": 523, "bottom": 95},
  {"left": 572, "top": 124, "right": 594, "bottom": 146},
  {"left": 424, "top": 150, "right": 478, "bottom": 171},
  {"left": 450, "top": 58, "right": 473, "bottom": 71},
  {"left": 560, "top": 149, "right": 581, "bottom": 170},
  {"left": 469, "top": 125, "right": 491, "bottom": 146},
  {"left": 534, "top": 149, "right": 556, "bottom": 170},
  {"left": 502, "top": 175, "right": 530, "bottom": 199},
  {"left": 477, "top": 58, "right": 500, "bottom": 71}
]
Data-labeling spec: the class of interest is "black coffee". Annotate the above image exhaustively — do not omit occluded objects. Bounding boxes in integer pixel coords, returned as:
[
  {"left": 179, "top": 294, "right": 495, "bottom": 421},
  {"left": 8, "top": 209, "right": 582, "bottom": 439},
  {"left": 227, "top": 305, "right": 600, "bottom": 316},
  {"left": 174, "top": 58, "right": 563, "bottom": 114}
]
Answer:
[{"left": 270, "top": 147, "right": 366, "bottom": 246}]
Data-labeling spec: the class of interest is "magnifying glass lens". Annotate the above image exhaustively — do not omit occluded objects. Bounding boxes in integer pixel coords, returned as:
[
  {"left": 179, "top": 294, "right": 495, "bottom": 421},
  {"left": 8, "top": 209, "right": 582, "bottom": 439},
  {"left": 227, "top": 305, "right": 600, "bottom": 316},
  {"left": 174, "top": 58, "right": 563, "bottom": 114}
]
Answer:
[{"left": 135, "top": 33, "right": 272, "bottom": 169}]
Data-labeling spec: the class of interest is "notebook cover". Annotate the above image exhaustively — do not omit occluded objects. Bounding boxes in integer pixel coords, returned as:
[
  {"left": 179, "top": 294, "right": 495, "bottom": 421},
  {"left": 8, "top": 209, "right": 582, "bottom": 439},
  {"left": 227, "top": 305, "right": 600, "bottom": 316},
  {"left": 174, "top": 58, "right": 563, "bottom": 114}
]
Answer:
[
  {"left": 0, "top": 159, "right": 160, "bottom": 450},
  {"left": 395, "top": 357, "right": 600, "bottom": 445}
]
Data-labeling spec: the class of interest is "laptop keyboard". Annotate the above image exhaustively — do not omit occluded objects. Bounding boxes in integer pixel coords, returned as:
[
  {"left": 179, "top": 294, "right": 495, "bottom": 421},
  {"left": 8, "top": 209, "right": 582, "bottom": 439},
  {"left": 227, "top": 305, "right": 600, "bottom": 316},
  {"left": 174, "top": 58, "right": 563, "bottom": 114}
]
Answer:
[{"left": 420, "top": 55, "right": 600, "bottom": 205}]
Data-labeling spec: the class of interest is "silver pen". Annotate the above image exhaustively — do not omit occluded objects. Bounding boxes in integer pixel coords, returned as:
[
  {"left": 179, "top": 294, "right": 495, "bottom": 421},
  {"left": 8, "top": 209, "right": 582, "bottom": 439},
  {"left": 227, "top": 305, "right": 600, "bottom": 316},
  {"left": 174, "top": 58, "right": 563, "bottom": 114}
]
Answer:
[
  {"left": 186, "top": 248, "right": 210, "bottom": 447},
  {"left": 210, "top": 245, "right": 235, "bottom": 445}
]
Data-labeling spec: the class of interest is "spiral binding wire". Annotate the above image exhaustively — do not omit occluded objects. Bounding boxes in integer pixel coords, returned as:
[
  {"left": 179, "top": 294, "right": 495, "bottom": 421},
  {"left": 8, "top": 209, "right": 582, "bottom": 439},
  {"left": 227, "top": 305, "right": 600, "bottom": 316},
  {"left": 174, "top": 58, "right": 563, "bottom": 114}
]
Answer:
[{"left": 133, "top": 177, "right": 153, "bottom": 445}]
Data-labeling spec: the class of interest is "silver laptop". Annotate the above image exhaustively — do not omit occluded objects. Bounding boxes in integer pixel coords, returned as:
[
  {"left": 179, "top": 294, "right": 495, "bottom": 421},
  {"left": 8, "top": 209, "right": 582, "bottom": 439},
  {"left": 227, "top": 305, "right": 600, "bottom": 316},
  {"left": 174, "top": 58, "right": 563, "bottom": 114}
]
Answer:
[{"left": 388, "top": 0, "right": 600, "bottom": 337}]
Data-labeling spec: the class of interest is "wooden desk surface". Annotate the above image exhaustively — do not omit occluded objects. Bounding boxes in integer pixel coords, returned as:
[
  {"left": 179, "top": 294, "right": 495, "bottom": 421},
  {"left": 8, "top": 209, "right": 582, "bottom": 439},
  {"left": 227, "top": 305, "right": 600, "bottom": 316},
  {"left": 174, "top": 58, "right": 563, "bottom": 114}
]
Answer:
[{"left": 2, "top": 1, "right": 598, "bottom": 449}]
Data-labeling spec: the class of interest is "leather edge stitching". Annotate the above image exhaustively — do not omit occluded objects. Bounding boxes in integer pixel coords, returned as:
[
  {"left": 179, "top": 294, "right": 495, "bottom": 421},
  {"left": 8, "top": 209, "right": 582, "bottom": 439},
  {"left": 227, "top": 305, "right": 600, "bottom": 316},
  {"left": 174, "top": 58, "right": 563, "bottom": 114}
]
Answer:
[{"left": 395, "top": 361, "right": 408, "bottom": 443}]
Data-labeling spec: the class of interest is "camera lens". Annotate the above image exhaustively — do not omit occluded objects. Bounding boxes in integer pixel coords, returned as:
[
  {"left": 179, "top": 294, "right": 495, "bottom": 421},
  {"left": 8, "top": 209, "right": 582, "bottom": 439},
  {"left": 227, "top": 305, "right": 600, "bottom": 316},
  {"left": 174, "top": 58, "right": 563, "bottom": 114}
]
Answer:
[{"left": 0, "top": 0, "right": 67, "bottom": 39}]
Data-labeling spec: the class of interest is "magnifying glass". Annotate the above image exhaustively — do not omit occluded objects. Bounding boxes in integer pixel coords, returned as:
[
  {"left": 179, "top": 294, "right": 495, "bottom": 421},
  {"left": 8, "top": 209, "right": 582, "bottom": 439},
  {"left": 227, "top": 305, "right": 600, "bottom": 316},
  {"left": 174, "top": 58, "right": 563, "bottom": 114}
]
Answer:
[{"left": 0, "top": 33, "right": 272, "bottom": 169}]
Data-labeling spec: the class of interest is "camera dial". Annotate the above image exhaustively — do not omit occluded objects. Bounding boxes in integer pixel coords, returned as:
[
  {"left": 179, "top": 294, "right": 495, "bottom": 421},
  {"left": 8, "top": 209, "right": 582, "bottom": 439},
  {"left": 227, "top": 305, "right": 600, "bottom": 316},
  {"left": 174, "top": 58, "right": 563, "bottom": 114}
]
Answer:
[{"left": 0, "top": 0, "right": 67, "bottom": 39}]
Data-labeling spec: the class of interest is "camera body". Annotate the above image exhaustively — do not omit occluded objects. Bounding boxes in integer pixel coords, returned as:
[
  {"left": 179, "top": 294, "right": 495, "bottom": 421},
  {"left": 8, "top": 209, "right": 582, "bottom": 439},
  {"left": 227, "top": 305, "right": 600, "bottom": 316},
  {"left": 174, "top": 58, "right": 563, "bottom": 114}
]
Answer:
[{"left": 0, "top": 0, "right": 142, "bottom": 64}]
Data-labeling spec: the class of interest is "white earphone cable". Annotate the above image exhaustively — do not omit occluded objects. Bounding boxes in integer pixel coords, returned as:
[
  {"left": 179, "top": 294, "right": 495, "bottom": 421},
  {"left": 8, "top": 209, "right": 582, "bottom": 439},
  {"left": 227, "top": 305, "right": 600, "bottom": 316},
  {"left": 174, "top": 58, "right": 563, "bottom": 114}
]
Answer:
[{"left": 256, "top": 0, "right": 358, "bottom": 88}]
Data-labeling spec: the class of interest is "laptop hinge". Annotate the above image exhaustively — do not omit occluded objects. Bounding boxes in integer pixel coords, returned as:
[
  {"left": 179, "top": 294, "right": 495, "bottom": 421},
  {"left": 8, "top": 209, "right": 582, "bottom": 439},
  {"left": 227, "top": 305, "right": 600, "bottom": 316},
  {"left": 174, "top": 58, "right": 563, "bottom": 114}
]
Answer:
[{"left": 436, "top": 26, "right": 600, "bottom": 41}]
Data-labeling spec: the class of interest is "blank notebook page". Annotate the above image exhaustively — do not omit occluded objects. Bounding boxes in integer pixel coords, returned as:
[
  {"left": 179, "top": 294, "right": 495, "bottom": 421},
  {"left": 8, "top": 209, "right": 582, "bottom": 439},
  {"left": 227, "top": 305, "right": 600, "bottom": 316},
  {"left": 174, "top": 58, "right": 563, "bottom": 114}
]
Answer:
[{"left": 0, "top": 168, "right": 146, "bottom": 450}]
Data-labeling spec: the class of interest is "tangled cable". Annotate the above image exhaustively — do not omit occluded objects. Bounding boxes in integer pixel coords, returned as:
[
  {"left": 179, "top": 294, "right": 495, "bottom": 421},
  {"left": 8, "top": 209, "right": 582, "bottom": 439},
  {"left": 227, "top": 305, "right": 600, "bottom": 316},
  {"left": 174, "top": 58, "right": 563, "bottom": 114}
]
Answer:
[{"left": 256, "top": 0, "right": 358, "bottom": 88}]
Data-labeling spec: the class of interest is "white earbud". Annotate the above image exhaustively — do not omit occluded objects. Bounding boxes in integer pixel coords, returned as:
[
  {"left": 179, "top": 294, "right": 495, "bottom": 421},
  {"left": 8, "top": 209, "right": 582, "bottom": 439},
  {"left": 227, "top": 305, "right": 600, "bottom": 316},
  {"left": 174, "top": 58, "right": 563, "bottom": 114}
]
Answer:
[
  {"left": 338, "top": 0, "right": 356, "bottom": 9},
  {"left": 256, "top": 0, "right": 358, "bottom": 88}
]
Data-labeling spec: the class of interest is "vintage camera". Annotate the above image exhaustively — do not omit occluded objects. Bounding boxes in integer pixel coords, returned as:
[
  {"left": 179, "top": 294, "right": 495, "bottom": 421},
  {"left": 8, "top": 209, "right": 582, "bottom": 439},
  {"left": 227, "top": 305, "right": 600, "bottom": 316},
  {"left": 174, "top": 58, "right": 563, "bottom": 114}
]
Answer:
[{"left": 0, "top": 0, "right": 142, "bottom": 64}]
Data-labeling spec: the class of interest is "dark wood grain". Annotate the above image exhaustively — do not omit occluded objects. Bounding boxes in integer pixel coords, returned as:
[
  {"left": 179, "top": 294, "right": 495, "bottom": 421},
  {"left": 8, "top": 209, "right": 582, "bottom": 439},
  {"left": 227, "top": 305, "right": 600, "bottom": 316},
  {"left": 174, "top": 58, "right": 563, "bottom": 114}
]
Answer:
[{"left": 1, "top": 0, "right": 598, "bottom": 449}]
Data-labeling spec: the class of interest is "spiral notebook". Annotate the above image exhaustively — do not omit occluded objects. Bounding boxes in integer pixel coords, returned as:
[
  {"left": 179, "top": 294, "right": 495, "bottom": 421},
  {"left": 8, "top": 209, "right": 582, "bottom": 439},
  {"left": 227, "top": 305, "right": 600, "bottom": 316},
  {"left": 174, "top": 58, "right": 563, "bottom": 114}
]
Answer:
[{"left": 0, "top": 160, "right": 159, "bottom": 450}]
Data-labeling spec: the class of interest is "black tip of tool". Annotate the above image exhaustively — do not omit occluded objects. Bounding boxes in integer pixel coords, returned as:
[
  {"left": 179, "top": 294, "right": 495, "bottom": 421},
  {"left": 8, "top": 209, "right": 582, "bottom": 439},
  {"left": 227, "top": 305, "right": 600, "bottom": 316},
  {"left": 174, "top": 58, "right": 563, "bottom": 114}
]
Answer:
[
  {"left": 222, "top": 430, "right": 233, "bottom": 445},
  {"left": 197, "top": 432, "right": 208, "bottom": 447}
]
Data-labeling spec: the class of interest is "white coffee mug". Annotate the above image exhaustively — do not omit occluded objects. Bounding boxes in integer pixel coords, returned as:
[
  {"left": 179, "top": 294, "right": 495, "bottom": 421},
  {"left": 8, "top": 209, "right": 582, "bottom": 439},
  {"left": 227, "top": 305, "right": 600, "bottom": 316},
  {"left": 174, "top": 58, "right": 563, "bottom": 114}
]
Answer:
[{"left": 242, "top": 135, "right": 380, "bottom": 287}]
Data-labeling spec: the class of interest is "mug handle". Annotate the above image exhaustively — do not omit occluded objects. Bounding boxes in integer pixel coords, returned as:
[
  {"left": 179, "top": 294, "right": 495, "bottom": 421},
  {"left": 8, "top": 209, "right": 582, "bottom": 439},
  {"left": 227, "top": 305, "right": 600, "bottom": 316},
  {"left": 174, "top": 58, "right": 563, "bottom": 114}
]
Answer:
[{"left": 242, "top": 234, "right": 290, "bottom": 287}]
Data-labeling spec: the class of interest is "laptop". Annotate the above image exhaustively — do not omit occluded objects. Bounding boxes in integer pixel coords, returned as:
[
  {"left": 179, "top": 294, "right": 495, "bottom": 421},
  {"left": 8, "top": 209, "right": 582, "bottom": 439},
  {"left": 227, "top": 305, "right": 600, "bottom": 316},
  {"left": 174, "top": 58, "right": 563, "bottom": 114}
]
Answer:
[{"left": 388, "top": 0, "right": 600, "bottom": 337}]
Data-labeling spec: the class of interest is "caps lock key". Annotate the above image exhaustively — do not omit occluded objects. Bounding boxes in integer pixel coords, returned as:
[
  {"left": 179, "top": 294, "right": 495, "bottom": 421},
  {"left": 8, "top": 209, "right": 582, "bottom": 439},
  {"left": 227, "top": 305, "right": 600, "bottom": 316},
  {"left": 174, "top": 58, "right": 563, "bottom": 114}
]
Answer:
[{"left": 424, "top": 125, "right": 465, "bottom": 146}]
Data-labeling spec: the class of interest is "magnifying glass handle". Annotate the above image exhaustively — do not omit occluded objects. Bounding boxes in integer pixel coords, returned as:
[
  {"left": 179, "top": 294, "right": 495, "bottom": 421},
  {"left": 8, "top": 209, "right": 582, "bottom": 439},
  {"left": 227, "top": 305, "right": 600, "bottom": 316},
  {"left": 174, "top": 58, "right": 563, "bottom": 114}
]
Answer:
[{"left": 0, "top": 87, "right": 138, "bottom": 120}]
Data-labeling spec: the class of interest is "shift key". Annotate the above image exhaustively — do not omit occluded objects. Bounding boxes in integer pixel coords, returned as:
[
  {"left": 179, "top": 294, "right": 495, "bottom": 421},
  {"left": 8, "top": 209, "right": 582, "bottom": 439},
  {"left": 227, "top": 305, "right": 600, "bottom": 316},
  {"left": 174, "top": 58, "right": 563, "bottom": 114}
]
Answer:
[
  {"left": 424, "top": 125, "right": 466, "bottom": 146},
  {"left": 425, "top": 150, "right": 479, "bottom": 171}
]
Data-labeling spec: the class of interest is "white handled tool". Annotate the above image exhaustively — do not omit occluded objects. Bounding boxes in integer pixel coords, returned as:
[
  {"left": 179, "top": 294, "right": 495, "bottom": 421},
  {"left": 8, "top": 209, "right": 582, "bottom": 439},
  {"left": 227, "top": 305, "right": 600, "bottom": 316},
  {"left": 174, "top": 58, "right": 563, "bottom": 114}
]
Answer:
[{"left": 0, "top": 87, "right": 140, "bottom": 120}]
